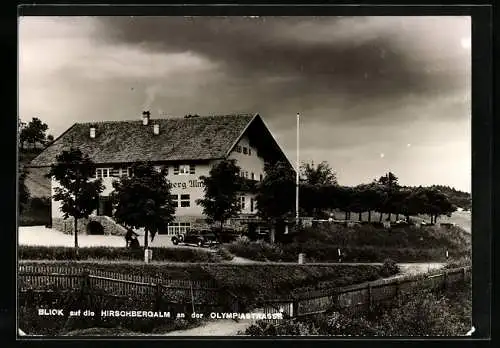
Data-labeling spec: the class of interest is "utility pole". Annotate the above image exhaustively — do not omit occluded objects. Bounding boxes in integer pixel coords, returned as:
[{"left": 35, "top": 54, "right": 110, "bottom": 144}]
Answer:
[{"left": 296, "top": 113, "right": 300, "bottom": 228}]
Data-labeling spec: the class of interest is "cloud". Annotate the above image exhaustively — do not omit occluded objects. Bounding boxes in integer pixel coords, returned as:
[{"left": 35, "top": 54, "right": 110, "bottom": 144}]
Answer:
[{"left": 18, "top": 16, "right": 471, "bottom": 191}]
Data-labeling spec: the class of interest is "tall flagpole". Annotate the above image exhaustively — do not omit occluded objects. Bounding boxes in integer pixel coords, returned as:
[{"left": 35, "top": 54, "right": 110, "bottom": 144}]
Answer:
[{"left": 296, "top": 113, "right": 300, "bottom": 228}]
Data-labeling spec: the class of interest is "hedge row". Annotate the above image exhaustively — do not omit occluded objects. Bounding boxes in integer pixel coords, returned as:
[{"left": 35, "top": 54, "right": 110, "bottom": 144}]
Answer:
[
  {"left": 293, "top": 224, "right": 471, "bottom": 251},
  {"left": 224, "top": 239, "right": 470, "bottom": 263},
  {"left": 18, "top": 245, "right": 228, "bottom": 263},
  {"left": 243, "top": 277, "right": 472, "bottom": 336}
]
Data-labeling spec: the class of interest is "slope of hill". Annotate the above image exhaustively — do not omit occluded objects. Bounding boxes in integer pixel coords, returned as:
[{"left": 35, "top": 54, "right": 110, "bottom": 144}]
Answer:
[{"left": 19, "top": 150, "right": 50, "bottom": 198}]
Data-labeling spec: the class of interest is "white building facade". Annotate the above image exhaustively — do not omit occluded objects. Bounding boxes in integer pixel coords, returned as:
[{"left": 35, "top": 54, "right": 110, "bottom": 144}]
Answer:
[{"left": 37, "top": 113, "right": 292, "bottom": 235}]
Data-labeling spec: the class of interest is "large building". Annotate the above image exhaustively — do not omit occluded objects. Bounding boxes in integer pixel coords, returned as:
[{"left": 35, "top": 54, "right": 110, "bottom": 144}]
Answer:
[{"left": 29, "top": 112, "right": 293, "bottom": 235}]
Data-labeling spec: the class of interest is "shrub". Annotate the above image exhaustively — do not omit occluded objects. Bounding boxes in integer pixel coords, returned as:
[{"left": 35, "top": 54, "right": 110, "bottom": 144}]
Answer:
[
  {"left": 20, "top": 291, "right": 205, "bottom": 336},
  {"left": 244, "top": 319, "right": 320, "bottom": 336},
  {"left": 380, "top": 259, "right": 400, "bottom": 277},
  {"left": 213, "top": 246, "right": 234, "bottom": 261},
  {"left": 19, "top": 197, "right": 51, "bottom": 227},
  {"left": 202, "top": 264, "right": 387, "bottom": 303},
  {"left": 374, "top": 287, "right": 471, "bottom": 336},
  {"left": 243, "top": 279, "right": 472, "bottom": 337}
]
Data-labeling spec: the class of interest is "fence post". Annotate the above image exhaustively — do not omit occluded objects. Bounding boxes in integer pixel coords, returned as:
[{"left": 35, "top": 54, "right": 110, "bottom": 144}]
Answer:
[
  {"left": 154, "top": 284, "right": 162, "bottom": 312},
  {"left": 190, "top": 280, "right": 195, "bottom": 314},
  {"left": 443, "top": 270, "right": 448, "bottom": 290},
  {"left": 463, "top": 267, "right": 467, "bottom": 282},
  {"left": 79, "top": 271, "right": 90, "bottom": 308},
  {"left": 292, "top": 299, "right": 298, "bottom": 318},
  {"left": 395, "top": 279, "right": 400, "bottom": 306},
  {"left": 367, "top": 283, "right": 373, "bottom": 311}
]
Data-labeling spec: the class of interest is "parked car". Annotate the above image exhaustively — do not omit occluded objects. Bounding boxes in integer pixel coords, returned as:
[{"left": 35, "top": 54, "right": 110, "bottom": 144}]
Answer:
[
  {"left": 210, "top": 226, "right": 240, "bottom": 243},
  {"left": 171, "top": 229, "right": 219, "bottom": 247}
]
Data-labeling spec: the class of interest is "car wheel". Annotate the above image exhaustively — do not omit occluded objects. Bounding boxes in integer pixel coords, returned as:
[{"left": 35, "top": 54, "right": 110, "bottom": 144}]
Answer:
[
  {"left": 197, "top": 240, "right": 203, "bottom": 247},
  {"left": 172, "top": 237, "right": 179, "bottom": 245}
]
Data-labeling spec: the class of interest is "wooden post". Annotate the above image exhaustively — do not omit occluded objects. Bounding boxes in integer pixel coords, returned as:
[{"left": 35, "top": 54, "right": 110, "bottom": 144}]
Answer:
[
  {"left": 155, "top": 284, "right": 162, "bottom": 311},
  {"left": 79, "top": 271, "right": 90, "bottom": 308},
  {"left": 395, "top": 279, "right": 400, "bottom": 306},
  {"left": 367, "top": 283, "right": 373, "bottom": 311},
  {"left": 190, "top": 280, "right": 195, "bottom": 314},
  {"left": 463, "top": 267, "right": 467, "bottom": 282},
  {"left": 292, "top": 300, "right": 298, "bottom": 318},
  {"left": 443, "top": 270, "right": 448, "bottom": 290}
]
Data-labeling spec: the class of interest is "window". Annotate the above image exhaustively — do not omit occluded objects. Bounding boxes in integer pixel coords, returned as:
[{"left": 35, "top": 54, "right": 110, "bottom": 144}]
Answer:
[
  {"left": 251, "top": 172, "right": 255, "bottom": 180},
  {"left": 236, "top": 145, "right": 242, "bottom": 153},
  {"left": 180, "top": 194, "right": 190, "bottom": 207},
  {"left": 171, "top": 195, "right": 179, "bottom": 208},
  {"left": 96, "top": 168, "right": 111, "bottom": 178},
  {"left": 245, "top": 171, "right": 248, "bottom": 179},
  {"left": 259, "top": 174, "right": 263, "bottom": 181},
  {"left": 243, "top": 147, "right": 248, "bottom": 155},
  {"left": 240, "top": 171, "right": 245, "bottom": 178},
  {"left": 167, "top": 222, "right": 191, "bottom": 235},
  {"left": 180, "top": 165, "right": 190, "bottom": 175},
  {"left": 176, "top": 164, "right": 194, "bottom": 175},
  {"left": 110, "top": 168, "right": 120, "bottom": 177},
  {"left": 240, "top": 196, "right": 246, "bottom": 210},
  {"left": 250, "top": 198, "right": 254, "bottom": 212}
]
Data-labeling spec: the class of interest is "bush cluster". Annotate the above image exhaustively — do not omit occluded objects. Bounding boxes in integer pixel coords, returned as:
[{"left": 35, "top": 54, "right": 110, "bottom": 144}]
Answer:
[
  {"left": 18, "top": 245, "right": 223, "bottom": 263},
  {"left": 19, "top": 197, "right": 51, "bottom": 226},
  {"left": 244, "top": 279, "right": 472, "bottom": 336},
  {"left": 18, "top": 289, "right": 204, "bottom": 336},
  {"left": 223, "top": 224, "right": 470, "bottom": 263}
]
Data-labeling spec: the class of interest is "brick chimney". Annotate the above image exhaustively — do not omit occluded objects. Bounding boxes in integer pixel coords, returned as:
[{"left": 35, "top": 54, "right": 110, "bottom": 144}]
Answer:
[
  {"left": 90, "top": 126, "right": 96, "bottom": 138},
  {"left": 142, "top": 110, "right": 151, "bottom": 125},
  {"left": 153, "top": 123, "right": 160, "bottom": 135}
]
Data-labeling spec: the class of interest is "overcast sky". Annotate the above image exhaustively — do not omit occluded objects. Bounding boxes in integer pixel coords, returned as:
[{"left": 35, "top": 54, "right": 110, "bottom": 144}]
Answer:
[{"left": 18, "top": 16, "right": 471, "bottom": 192}]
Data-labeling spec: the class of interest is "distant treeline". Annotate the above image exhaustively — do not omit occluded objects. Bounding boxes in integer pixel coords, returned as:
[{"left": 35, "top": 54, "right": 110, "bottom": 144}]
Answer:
[
  {"left": 426, "top": 185, "right": 471, "bottom": 211},
  {"left": 297, "top": 171, "right": 461, "bottom": 224}
]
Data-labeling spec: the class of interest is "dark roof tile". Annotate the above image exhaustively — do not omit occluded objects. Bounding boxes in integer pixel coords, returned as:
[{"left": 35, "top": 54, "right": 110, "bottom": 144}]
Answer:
[{"left": 29, "top": 114, "right": 256, "bottom": 167}]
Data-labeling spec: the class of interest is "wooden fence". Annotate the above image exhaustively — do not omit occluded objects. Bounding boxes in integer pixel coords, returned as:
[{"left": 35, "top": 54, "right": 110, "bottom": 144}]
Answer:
[
  {"left": 18, "top": 266, "right": 239, "bottom": 315},
  {"left": 18, "top": 264, "right": 471, "bottom": 324},
  {"left": 269, "top": 266, "right": 472, "bottom": 318}
]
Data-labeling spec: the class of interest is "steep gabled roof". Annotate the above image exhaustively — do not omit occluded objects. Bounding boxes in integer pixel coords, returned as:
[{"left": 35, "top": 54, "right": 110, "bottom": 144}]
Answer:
[{"left": 29, "top": 114, "right": 259, "bottom": 167}]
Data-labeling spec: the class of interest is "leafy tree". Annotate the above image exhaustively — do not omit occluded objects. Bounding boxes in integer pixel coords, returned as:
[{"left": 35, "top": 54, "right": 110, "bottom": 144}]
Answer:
[
  {"left": 196, "top": 159, "right": 243, "bottom": 232},
  {"left": 350, "top": 185, "right": 366, "bottom": 222},
  {"left": 424, "top": 188, "right": 457, "bottom": 223},
  {"left": 336, "top": 186, "right": 355, "bottom": 220},
  {"left": 378, "top": 172, "right": 401, "bottom": 221},
  {"left": 300, "top": 161, "right": 337, "bottom": 186},
  {"left": 46, "top": 134, "right": 54, "bottom": 146},
  {"left": 256, "top": 161, "right": 296, "bottom": 230},
  {"left": 360, "top": 183, "right": 386, "bottom": 222},
  {"left": 20, "top": 117, "right": 49, "bottom": 150},
  {"left": 47, "top": 148, "right": 104, "bottom": 256},
  {"left": 111, "top": 162, "right": 176, "bottom": 249},
  {"left": 378, "top": 172, "right": 399, "bottom": 189}
]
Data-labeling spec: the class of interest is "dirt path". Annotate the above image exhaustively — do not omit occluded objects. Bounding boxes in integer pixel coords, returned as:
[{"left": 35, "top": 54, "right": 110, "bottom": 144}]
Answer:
[{"left": 160, "top": 319, "right": 252, "bottom": 336}]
